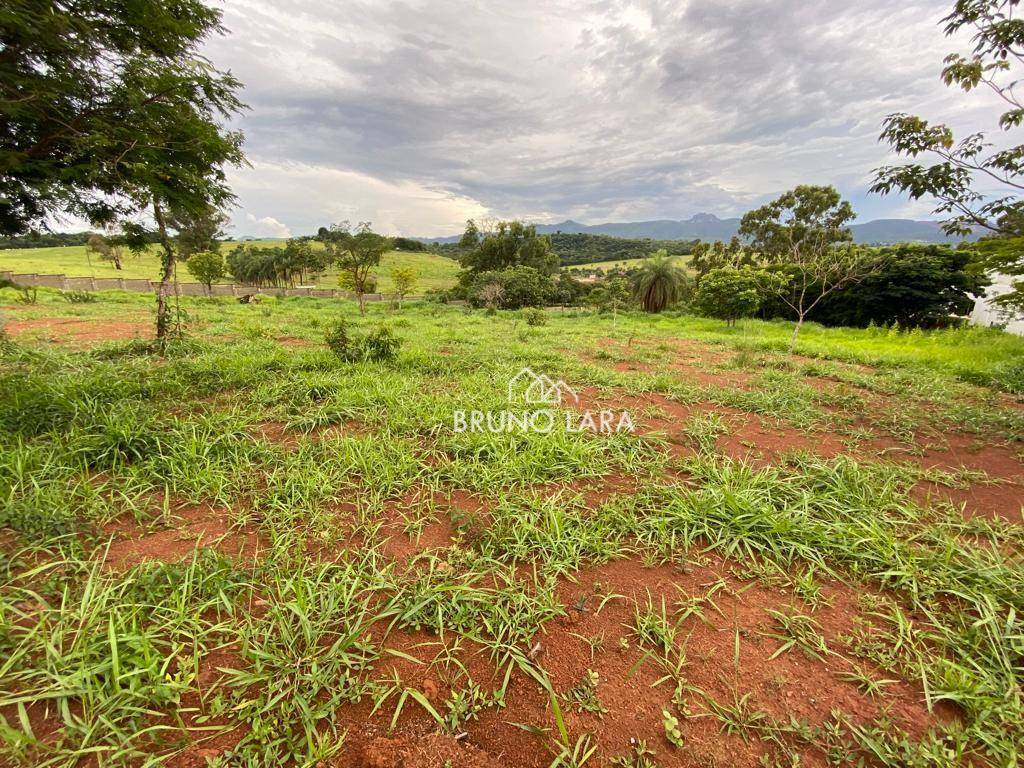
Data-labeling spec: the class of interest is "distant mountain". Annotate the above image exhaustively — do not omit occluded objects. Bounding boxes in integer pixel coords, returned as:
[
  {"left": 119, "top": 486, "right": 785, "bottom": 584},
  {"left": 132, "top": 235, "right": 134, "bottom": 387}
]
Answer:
[{"left": 419, "top": 214, "right": 972, "bottom": 245}]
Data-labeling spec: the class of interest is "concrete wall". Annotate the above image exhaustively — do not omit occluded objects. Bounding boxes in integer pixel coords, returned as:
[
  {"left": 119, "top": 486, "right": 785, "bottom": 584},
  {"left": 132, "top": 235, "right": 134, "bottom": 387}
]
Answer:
[{"left": 0, "top": 271, "right": 422, "bottom": 303}]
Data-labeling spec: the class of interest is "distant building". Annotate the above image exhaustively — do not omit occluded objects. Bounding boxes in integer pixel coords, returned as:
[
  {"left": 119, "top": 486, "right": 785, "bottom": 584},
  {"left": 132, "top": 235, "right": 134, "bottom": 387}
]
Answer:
[{"left": 971, "top": 272, "right": 1024, "bottom": 335}]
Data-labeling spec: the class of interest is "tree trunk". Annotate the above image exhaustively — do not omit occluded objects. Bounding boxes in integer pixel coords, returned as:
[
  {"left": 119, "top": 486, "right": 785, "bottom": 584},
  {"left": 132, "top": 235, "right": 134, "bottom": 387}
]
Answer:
[
  {"left": 788, "top": 314, "right": 805, "bottom": 354},
  {"left": 153, "top": 201, "right": 177, "bottom": 349},
  {"left": 357, "top": 292, "right": 366, "bottom": 315}
]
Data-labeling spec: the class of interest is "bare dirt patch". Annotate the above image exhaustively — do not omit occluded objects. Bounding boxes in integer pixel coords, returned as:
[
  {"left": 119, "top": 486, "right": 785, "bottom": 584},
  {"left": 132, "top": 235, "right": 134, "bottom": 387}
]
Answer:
[
  {"left": 99, "top": 502, "right": 261, "bottom": 570},
  {"left": 6, "top": 317, "right": 149, "bottom": 346}
]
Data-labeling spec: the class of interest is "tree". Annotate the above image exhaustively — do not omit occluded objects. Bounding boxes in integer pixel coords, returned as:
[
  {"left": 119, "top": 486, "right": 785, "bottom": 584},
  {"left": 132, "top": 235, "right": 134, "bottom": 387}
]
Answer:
[
  {"left": 459, "top": 221, "right": 559, "bottom": 276},
  {"left": 467, "top": 266, "right": 554, "bottom": 309},
  {"left": 693, "top": 267, "right": 783, "bottom": 326},
  {"left": 185, "top": 250, "right": 227, "bottom": 295},
  {"left": 630, "top": 250, "right": 690, "bottom": 313},
  {"left": 689, "top": 237, "right": 759, "bottom": 284},
  {"left": 871, "top": 1, "right": 1024, "bottom": 311},
  {"left": 391, "top": 266, "right": 418, "bottom": 306},
  {"left": 171, "top": 207, "right": 229, "bottom": 259},
  {"left": 739, "top": 186, "right": 881, "bottom": 351},
  {"left": 587, "top": 276, "right": 632, "bottom": 326},
  {"left": 459, "top": 219, "right": 482, "bottom": 250},
  {"left": 807, "top": 244, "right": 988, "bottom": 328},
  {"left": 86, "top": 232, "right": 124, "bottom": 270},
  {"left": 1, "top": 1, "right": 246, "bottom": 347},
  {"left": 320, "top": 222, "right": 389, "bottom": 314}
]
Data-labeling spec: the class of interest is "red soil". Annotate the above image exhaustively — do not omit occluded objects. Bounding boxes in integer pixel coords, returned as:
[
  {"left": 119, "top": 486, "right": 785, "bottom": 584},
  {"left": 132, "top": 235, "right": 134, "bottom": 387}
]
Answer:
[
  {"left": 99, "top": 502, "right": 262, "bottom": 570},
  {"left": 5, "top": 317, "right": 149, "bottom": 345}
]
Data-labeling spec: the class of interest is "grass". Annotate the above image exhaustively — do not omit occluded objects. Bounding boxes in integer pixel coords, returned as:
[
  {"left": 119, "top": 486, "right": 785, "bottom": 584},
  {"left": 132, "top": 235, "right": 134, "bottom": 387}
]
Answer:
[
  {"left": 0, "top": 289, "right": 1021, "bottom": 766},
  {"left": 0, "top": 243, "right": 461, "bottom": 292}
]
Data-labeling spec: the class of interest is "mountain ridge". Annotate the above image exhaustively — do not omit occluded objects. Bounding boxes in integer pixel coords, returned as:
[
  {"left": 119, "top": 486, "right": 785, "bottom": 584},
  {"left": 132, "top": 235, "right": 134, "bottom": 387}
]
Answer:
[{"left": 418, "top": 214, "right": 971, "bottom": 245}]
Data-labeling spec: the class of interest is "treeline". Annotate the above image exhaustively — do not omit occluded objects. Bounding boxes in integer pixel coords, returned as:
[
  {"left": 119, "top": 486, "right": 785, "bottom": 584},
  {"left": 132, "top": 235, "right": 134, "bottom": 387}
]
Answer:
[
  {"left": 428, "top": 231, "right": 697, "bottom": 267},
  {"left": 549, "top": 232, "right": 697, "bottom": 265},
  {"left": 0, "top": 230, "right": 163, "bottom": 249}
]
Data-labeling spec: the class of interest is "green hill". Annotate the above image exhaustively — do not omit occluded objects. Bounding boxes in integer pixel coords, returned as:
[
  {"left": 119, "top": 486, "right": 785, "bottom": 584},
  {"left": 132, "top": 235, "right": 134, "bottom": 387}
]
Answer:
[{"left": 0, "top": 242, "right": 460, "bottom": 292}]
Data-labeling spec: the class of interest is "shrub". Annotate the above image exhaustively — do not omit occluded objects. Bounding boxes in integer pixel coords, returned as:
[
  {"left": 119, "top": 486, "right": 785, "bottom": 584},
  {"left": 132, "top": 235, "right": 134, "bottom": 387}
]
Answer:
[
  {"left": 362, "top": 325, "right": 401, "bottom": 361},
  {"left": 523, "top": 308, "right": 547, "bottom": 326},
  {"left": 694, "top": 266, "right": 780, "bottom": 326},
  {"left": 324, "top": 317, "right": 357, "bottom": 360},
  {"left": 60, "top": 289, "right": 98, "bottom": 303},
  {"left": 467, "top": 266, "right": 554, "bottom": 309},
  {"left": 324, "top": 318, "right": 401, "bottom": 362}
]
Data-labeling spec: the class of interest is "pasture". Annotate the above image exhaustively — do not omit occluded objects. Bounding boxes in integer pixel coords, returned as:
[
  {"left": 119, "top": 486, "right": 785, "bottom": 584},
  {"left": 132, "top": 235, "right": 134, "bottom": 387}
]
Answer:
[
  {"left": 0, "top": 288, "right": 1022, "bottom": 768},
  {"left": 0, "top": 244, "right": 461, "bottom": 293}
]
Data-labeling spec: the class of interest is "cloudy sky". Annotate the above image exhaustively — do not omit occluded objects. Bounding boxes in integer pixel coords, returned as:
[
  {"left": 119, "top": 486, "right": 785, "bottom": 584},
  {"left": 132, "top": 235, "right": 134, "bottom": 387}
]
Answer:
[{"left": 203, "top": 0, "right": 1004, "bottom": 238}]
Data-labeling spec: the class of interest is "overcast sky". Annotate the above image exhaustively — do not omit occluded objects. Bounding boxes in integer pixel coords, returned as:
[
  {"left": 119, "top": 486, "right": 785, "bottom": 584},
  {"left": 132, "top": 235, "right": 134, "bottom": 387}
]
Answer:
[{"left": 202, "top": 0, "right": 1004, "bottom": 238}]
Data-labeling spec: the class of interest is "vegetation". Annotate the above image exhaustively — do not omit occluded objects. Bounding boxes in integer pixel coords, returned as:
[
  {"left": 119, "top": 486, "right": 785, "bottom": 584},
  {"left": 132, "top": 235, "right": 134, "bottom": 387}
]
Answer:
[
  {"left": 390, "top": 266, "right": 418, "bottom": 305},
  {"left": 320, "top": 223, "right": 390, "bottom": 314},
  {"left": 0, "top": 288, "right": 1020, "bottom": 768},
  {"left": 805, "top": 243, "right": 988, "bottom": 328},
  {"left": 630, "top": 251, "right": 690, "bottom": 313},
  {"left": 871, "top": 0, "right": 1024, "bottom": 311},
  {"left": 0, "top": 0, "right": 247, "bottom": 345},
  {"left": 184, "top": 251, "right": 228, "bottom": 294},
  {"left": 549, "top": 232, "right": 696, "bottom": 266},
  {"left": 693, "top": 266, "right": 778, "bottom": 326},
  {"left": 740, "top": 186, "right": 886, "bottom": 352}
]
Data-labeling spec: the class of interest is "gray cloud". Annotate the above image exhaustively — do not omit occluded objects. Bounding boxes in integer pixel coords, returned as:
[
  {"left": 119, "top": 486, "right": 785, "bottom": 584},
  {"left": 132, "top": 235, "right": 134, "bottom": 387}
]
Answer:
[{"left": 203, "top": 0, "right": 1002, "bottom": 236}]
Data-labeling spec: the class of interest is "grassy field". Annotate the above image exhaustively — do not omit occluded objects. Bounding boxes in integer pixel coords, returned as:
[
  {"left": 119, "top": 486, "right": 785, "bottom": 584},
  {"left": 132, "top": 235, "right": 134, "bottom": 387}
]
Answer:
[
  {"left": 0, "top": 243, "right": 461, "bottom": 292},
  {"left": 0, "top": 288, "right": 1022, "bottom": 767}
]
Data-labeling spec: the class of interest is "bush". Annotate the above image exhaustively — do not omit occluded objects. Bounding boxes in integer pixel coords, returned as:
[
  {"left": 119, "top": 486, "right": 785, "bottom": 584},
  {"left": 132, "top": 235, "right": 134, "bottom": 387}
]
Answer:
[
  {"left": 694, "top": 267, "right": 779, "bottom": 326},
  {"left": 466, "top": 266, "right": 555, "bottom": 309},
  {"left": 61, "top": 290, "right": 98, "bottom": 303},
  {"left": 523, "top": 308, "right": 547, "bottom": 326},
  {"left": 324, "top": 318, "right": 401, "bottom": 362},
  {"left": 362, "top": 325, "right": 401, "bottom": 361}
]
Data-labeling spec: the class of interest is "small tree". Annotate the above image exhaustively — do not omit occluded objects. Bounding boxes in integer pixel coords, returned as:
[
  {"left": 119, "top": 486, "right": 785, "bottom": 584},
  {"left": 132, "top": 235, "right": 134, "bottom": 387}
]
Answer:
[
  {"left": 740, "top": 185, "right": 883, "bottom": 352},
  {"left": 693, "top": 267, "right": 782, "bottom": 326},
  {"left": 588, "top": 276, "right": 632, "bottom": 326},
  {"left": 86, "top": 233, "right": 124, "bottom": 270},
  {"left": 321, "top": 222, "right": 389, "bottom": 314},
  {"left": 476, "top": 281, "right": 505, "bottom": 312},
  {"left": 185, "top": 250, "right": 227, "bottom": 295},
  {"left": 630, "top": 250, "right": 690, "bottom": 313},
  {"left": 391, "top": 266, "right": 418, "bottom": 306}
]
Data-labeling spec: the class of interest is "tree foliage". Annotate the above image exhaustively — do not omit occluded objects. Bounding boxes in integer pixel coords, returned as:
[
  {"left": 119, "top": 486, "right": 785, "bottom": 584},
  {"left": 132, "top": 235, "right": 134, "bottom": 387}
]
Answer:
[
  {"left": 86, "top": 232, "right": 124, "bottom": 270},
  {"left": 694, "top": 266, "right": 781, "bottom": 326},
  {"left": 390, "top": 266, "right": 418, "bottom": 304},
  {"left": 1, "top": 0, "right": 246, "bottom": 344},
  {"left": 228, "top": 239, "right": 327, "bottom": 288},
  {"left": 807, "top": 244, "right": 989, "bottom": 328},
  {"left": 740, "top": 186, "right": 882, "bottom": 350},
  {"left": 320, "top": 222, "right": 389, "bottom": 314},
  {"left": 459, "top": 221, "right": 558, "bottom": 276},
  {"left": 689, "top": 237, "right": 760, "bottom": 284},
  {"left": 185, "top": 250, "right": 227, "bottom": 293},
  {"left": 871, "top": 1, "right": 1024, "bottom": 312},
  {"left": 630, "top": 250, "right": 690, "bottom": 313}
]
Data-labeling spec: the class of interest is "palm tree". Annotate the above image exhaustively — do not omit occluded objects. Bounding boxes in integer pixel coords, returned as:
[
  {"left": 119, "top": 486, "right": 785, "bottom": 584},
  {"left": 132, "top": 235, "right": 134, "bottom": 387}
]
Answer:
[{"left": 631, "top": 250, "right": 689, "bottom": 313}]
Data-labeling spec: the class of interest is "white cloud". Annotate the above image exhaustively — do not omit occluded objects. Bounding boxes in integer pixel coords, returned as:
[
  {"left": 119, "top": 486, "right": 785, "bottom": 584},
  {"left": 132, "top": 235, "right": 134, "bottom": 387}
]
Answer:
[{"left": 242, "top": 213, "right": 292, "bottom": 239}]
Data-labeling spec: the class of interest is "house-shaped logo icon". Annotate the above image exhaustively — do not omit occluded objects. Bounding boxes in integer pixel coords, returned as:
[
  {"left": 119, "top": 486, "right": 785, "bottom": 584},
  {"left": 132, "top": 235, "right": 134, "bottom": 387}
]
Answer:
[{"left": 508, "top": 367, "right": 579, "bottom": 406}]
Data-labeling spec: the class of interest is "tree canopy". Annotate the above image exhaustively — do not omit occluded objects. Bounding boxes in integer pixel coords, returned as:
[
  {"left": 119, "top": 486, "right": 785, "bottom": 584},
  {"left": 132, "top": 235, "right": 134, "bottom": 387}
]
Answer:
[{"left": 1, "top": 0, "right": 246, "bottom": 236}]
